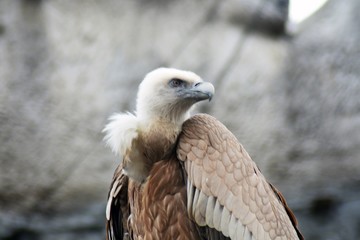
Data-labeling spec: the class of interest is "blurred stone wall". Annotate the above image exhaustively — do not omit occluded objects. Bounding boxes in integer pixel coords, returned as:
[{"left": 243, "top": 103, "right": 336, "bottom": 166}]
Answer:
[
  {"left": 0, "top": 0, "right": 359, "bottom": 239},
  {"left": 279, "top": 1, "right": 360, "bottom": 238}
]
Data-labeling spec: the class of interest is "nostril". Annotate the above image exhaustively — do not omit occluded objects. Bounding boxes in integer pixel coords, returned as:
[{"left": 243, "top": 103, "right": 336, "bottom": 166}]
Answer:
[{"left": 194, "top": 82, "right": 201, "bottom": 87}]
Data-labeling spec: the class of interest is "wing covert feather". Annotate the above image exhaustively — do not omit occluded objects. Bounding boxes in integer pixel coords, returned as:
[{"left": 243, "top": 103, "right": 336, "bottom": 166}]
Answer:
[
  {"left": 106, "top": 164, "right": 130, "bottom": 240},
  {"left": 177, "top": 114, "right": 303, "bottom": 240}
]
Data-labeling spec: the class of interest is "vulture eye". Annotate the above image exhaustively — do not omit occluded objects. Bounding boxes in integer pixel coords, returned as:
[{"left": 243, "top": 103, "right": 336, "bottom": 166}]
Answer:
[{"left": 169, "top": 78, "right": 185, "bottom": 88}]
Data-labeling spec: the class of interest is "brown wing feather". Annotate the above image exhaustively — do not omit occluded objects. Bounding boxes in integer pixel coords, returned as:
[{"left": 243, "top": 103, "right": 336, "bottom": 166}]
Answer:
[
  {"left": 177, "top": 114, "right": 303, "bottom": 240},
  {"left": 268, "top": 183, "right": 304, "bottom": 240},
  {"left": 107, "top": 158, "right": 203, "bottom": 240},
  {"left": 106, "top": 164, "right": 130, "bottom": 240}
]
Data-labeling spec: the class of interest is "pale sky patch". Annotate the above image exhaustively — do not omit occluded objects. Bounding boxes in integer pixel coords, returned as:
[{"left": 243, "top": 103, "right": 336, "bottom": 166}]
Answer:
[{"left": 289, "top": 0, "right": 329, "bottom": 24}]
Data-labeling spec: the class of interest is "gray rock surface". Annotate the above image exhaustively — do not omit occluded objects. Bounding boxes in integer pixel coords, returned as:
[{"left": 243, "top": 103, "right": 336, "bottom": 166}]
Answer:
[
  {"left": 0, "top": 0, "right": 359, "bottom": 239},
  {"left": 278, "top": 0, "right": 360, "bottom": 238}
]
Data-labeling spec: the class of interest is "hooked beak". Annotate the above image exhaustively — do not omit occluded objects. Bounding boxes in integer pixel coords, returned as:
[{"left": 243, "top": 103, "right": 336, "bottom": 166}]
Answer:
[{"left": 178, "top": 82, "right": 215, "bottom": 102}]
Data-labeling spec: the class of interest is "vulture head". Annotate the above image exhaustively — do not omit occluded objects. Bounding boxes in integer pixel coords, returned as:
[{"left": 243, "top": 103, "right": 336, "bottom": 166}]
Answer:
[
  {"left": 104, "top": 68, "right": 215, "bottom": 181},
  {"left": 136, "top": 68, "right": 215, "bottom": 127}
]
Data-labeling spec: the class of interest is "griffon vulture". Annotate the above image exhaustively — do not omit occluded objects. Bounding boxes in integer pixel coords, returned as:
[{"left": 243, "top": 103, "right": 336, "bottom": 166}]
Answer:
[{"left": 103, "top": 68, "right": 303, "bottom": 240}]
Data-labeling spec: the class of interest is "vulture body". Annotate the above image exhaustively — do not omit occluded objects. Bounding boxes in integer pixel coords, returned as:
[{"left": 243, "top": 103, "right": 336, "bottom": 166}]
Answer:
[{"left": 104, "top": 68, "right": 303, "bottom": 240}]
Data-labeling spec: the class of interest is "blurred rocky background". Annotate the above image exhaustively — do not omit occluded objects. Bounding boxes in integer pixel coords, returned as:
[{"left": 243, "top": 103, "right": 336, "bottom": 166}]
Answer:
[{"left": 0, "top": 0, "right": 359, "bottom": 239}]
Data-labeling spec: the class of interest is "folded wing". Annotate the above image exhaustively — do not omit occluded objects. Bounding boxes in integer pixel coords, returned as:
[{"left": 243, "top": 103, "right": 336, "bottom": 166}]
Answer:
[
  {"left": 106, "top": 164, "right": 130, "bottom": 240},
  {"left": 177, "top": 114, "right": 303, "bottom": 240}
]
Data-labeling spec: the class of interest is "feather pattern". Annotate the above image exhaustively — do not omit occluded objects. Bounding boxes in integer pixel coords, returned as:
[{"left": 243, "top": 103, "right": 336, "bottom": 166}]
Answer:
[
  {"left": 106, "top": 113, "right": 304, "bottom": 240},
  {"left": 177, "top": 114, "right": 304, "bottom": 240},
  {"left": 106, "top": 164, "right": 129, "bottom": 240}
]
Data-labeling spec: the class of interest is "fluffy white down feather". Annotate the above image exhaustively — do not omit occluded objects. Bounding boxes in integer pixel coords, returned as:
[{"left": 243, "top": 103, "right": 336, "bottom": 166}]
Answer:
[{"left": 103, "top": 112, "right": 139, "bottom": 158}]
